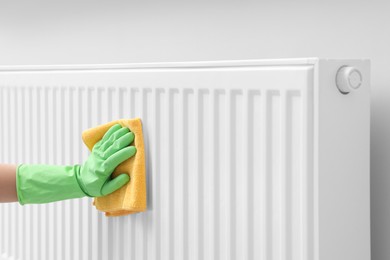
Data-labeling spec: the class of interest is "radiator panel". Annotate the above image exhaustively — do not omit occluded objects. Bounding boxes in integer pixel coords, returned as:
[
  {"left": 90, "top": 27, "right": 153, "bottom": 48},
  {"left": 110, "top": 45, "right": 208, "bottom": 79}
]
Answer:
[{"left": 0, "top": 64, "right": 315, "bottom": 260}]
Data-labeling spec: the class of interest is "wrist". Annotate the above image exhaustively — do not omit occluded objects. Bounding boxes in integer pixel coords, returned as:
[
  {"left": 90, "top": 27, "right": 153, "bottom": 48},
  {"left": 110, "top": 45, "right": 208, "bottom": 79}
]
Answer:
[{"left": 73, "top": 164, "right": 94, "bottom": 198}]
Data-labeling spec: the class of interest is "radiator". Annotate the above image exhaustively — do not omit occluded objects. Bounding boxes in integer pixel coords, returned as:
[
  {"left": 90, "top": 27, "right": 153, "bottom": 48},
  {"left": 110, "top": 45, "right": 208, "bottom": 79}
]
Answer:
[{"left": 0, "top": 58, "right": 370, "bottom": 260}]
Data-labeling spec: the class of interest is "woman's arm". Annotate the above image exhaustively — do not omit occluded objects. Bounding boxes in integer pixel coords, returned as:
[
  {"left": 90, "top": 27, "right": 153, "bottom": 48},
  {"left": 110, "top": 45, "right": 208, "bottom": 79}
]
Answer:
[{"left": 0, "top": 164, "right": 18, "bottom": 202}]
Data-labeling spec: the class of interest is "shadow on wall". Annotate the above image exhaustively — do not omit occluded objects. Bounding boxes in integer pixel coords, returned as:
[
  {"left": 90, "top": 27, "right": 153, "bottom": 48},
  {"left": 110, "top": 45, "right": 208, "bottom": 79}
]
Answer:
[{"left": 371, "top": 86, "right": 390, "bottom": 260}]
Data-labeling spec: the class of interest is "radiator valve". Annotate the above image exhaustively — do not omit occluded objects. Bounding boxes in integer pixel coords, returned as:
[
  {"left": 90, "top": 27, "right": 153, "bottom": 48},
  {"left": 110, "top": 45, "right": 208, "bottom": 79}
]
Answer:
[{"left": 336, "top": 66, "right": 363, "bottom": 94}]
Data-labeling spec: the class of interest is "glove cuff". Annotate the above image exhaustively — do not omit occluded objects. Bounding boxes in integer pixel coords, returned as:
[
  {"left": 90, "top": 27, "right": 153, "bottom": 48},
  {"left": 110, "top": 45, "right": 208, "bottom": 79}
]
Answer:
[{"left": 16, "top": 163, "right": 88, "bottom": 205}]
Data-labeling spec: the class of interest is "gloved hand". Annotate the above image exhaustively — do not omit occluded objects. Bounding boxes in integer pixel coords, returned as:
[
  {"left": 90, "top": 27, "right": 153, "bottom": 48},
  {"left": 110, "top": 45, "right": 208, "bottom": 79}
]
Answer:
[{"left": 16, "top": 124, "right": 136, "bottom": 205}]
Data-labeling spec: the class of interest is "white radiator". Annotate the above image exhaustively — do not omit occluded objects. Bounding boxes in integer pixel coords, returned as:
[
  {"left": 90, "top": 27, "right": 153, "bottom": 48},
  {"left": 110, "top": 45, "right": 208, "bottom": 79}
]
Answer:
[{"left": 0, "top": 58, "right": 370, "bottom": 260}]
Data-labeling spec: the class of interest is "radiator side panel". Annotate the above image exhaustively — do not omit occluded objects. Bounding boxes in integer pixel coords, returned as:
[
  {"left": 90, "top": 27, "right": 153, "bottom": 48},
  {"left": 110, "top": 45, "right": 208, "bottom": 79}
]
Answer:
[{"left": 317, "top": 60, "right": 371, "bottom": 260}]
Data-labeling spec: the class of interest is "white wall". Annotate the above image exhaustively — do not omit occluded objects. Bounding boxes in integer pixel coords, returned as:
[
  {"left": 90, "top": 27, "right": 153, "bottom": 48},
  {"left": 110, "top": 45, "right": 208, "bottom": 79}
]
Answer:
[{"left": 1, "top": 1, "right": 389, "bottom": 259}]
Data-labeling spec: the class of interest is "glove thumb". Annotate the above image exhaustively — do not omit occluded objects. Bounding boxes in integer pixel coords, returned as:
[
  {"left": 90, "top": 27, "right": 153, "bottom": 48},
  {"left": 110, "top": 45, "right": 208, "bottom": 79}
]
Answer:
[{"left": 101, "top": 173, "right": 130, "bottom": 196}]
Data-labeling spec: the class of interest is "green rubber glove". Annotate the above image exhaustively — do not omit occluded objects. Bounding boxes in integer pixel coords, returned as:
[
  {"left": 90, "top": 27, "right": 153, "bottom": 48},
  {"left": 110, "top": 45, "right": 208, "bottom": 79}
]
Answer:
[{"left": 16, "top": 124, "right": 137, "bottom": 205}]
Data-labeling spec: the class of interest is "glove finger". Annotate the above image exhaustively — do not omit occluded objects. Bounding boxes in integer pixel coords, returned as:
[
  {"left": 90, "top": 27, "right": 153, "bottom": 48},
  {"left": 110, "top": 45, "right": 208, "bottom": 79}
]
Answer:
[
  {"left": 96, "top": 124, "right": 121, "bottom": 149},
  {"left": 101, "top": 173, "right": 130, "bottom": 196},
  {"left": 101, "top": 127, "right": 130, "bottom": 151},
  {"left": 104, "top": 132, "right": 135, "bottom": 158},
  {"left": 104, "top": 146, "right": 137, "bottom": 173}
]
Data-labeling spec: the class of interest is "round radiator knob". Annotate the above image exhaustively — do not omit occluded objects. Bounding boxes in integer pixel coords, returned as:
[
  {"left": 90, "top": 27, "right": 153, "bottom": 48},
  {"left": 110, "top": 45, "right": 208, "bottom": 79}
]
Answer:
[{"left": 336, "top": 66, "right": 363, "bottom": 94}]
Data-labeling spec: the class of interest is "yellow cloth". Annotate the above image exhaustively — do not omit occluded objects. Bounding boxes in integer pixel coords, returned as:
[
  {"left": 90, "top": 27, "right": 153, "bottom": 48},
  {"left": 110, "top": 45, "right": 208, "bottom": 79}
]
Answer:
[{"left": 81, "top": 118, "right": 147, "bottom": 217}]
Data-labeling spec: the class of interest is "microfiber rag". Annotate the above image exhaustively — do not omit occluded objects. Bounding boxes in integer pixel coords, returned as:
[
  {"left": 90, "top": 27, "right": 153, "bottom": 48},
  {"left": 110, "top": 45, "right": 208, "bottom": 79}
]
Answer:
[{"left": 82, "top": 118, "right": 147, "bottom": 217}]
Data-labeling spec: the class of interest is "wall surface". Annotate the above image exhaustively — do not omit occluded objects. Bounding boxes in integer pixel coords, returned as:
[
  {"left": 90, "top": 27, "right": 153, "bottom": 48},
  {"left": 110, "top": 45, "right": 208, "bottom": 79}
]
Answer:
[{"left": 0, "top": 1, "right": 389, "bottom": 259}]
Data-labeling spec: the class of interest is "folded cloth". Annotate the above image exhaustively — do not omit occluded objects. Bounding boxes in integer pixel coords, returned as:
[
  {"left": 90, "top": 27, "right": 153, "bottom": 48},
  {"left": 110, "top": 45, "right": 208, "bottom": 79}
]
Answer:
[{"left": 82, "top": 118, "right": 147, "bottom": 217}]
